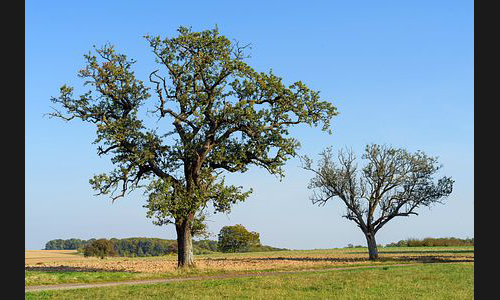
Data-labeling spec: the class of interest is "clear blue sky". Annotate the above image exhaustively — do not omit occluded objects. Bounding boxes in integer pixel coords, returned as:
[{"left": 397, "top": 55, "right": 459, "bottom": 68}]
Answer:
[{"left": 25, "top": 0, "right": 474, "bottom": 250}]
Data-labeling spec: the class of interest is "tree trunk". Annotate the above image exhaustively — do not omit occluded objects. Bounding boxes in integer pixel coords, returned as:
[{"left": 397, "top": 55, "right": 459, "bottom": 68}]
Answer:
[
  {"left": 176, "top": 218, "right": 195, "bottom": 268},
  {"left": 365, "top": 232, "right": 378, "bottom": 260}
]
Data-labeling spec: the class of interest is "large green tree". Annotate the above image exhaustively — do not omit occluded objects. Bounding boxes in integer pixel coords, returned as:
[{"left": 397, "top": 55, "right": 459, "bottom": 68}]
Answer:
[
  {"left": 217, "top": 224, "right": 260, "bottom": 253},
  {"left": 302, "top": 144, "right": 454, "bottom": 260},
  {"left": 49, "top": 26, "right": 338, "bottom": 268}
]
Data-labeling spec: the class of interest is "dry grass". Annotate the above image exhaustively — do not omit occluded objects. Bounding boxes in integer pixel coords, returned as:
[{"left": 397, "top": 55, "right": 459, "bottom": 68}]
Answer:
[{"left": 25, "top": 250, "right": 99, "bottom": 264}]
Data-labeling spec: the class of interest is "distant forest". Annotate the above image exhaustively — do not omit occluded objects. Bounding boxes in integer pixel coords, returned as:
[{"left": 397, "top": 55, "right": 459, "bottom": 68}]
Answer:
[
  {"left": 44, "top": 237, "right": 288, "bottom": 256},
  {"left": 345, "top": 237, "right": 474, "bottom": 248},
  {"left": 44, "top": 236, "right": 473, "bottom": 257},
  {"left": 384, "top": 237, "right": 474, "bottom": 247}
]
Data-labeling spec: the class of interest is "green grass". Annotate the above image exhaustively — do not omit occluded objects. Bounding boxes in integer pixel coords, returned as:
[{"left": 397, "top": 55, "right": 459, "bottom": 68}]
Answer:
[
  {"left": 24, "top": 264, "right": 392, "bottom": 287},
  {"left": 25, "top": 263, "right": 474, "bottom": 299},
  {"left": 25, "top": 271, "right": 161, "bottom": 286},
  {"left": 25, "top": 269, "right": 236, "bottom": 287}
]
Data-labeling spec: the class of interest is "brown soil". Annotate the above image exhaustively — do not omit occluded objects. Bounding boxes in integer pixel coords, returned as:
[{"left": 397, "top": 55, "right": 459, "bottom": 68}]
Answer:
[{"left": 25, "top": 249, "right": 473, "bottom": 274}]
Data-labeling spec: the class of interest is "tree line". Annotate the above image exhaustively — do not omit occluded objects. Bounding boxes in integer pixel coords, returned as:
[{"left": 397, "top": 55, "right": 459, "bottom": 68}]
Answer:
[
  {"left": 345, "top": 237, "right": 474, "bottom": 248},
  {"left": 45, "top": 238, "right": 94, "bottom": 250},
  {"left": 45, "top": 237, "right": 217, "bottom": 256},
  {"left": 45, "top": 225, "right": 287, "bottom": 257},
  {"left": 385, "top": 237, "right": 474, "bottom": 247}
]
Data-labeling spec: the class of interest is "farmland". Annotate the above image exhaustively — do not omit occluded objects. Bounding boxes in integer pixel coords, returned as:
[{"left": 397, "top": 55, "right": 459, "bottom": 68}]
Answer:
[
  {"left": 25, "top": 250, "right": 98, "bottom": 264},
  {"left": 26, "top": 247, "right": 473, "bottom": 291},
  {"left": 25, "top": 247, "right": 473, "bottom": 298}
]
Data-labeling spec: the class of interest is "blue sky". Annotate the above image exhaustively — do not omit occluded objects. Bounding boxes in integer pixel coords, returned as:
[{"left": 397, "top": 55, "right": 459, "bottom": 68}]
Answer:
[{"left": 25, "top": 0, "right": 474, "bottom": 250}]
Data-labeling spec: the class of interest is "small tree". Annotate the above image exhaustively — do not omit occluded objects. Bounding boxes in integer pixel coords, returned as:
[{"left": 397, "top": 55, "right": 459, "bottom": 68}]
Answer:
[
  {"left": 83, "top": 239, "right": 117, "bottom": 259},
  {"left": 302, "top": 144, "right": 454, "bottom": 260},
  {"left": 218, "top": 224, "right": 260, "bottom": 253}
]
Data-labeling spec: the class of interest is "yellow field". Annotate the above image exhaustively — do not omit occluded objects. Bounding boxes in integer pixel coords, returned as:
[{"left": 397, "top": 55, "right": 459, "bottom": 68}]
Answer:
[
  {"left": 25, "top": 250, "right": 98, "bottom": 264},
  {"left": 25, "top": 247, "right": 473, "bottom": 274}
]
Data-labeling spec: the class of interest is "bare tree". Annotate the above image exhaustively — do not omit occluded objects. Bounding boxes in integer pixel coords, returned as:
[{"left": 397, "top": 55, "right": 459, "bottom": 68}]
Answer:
[{"left": 301, "top": 144, "right": 454, "bottom": 260}]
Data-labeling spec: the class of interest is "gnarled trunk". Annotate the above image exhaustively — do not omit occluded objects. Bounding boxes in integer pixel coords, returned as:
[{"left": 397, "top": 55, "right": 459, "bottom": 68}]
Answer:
[
  {"left": 365, "top": 232, "right": 378, "bottom": 260},
  {"left": 176, "top": 217, "right": 195, "bottom": 268}
]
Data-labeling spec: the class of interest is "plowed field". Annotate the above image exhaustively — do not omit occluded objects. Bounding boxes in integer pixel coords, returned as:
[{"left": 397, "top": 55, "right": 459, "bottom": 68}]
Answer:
[{"left": 25, "top": 247, "right": 473, "bottom": 274}]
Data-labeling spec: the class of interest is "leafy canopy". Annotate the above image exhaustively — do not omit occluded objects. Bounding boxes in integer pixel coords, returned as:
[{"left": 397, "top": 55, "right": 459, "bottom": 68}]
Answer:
[
  {"left": 218, "top": 224, "right": 261, "bottom": 253},
  {"left": 49, "top": 26, "right": 338, "bottom": 229}
]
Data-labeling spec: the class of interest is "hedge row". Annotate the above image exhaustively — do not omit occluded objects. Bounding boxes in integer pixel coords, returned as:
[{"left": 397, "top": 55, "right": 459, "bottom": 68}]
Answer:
[{"left": 385, "top": 237, "right": 474, "bottom": 247}]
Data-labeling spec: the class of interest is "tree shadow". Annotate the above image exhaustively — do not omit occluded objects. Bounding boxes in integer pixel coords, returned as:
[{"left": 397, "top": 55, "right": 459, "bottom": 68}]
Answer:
[
  {"left": 383, "top": 256, "right": 474, "bottom": 263},
  {"left": 245, "top": 257, "right": 370, "bottom": 263},
  {"left": 25, "top": 265, "right": 137, "bottom": 273},
  {"left": 378, "top": 249, "right": 474, "bottom": 255},
  {"left": 204, "top": 255, "right": 473, "bottom": 264}
]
